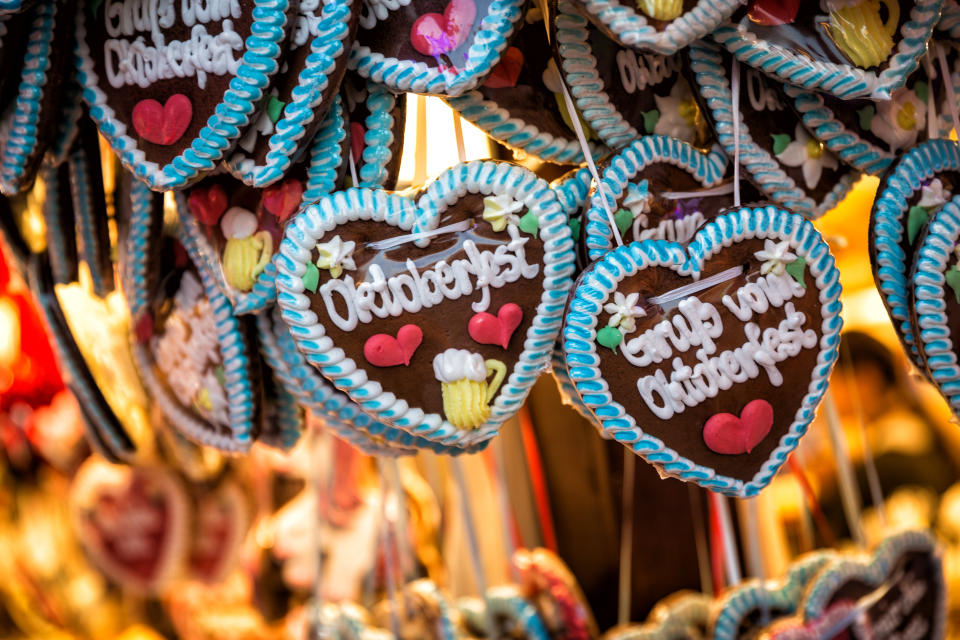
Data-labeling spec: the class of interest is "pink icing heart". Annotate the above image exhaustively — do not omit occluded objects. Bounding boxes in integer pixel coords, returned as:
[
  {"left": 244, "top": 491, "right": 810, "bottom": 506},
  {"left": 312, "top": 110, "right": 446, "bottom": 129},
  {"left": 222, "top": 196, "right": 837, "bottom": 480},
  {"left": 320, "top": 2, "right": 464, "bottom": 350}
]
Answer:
[
  {"left": 468, "top": 303, "right": 523, "bottom": 349},
  {"left": 703, "top": 399, "right": 773, "bottom": 455},
  {"left": 131, "top": 94, "right": 193, "bottom": 146},
  {"left": 261, "top": 178, "right": 303, "bottom": 222},
  {"left": 410, "top": 0, "right": 477, "bottom": 56},
  {"left": 363, "top": 324, "right": 423, "bottom": 367},
  {"left": 187, "top": 184, "right": 228, "bottom": 226}
]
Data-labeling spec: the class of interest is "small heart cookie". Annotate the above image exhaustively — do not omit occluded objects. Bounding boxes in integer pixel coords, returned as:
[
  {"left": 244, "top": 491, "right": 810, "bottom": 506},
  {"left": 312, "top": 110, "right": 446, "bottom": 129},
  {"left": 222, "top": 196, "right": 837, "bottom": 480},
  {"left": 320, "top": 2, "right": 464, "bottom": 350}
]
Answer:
[
  {"left": 562, "top": 205, "right": 842, "bottom": 497},
  {"left": 274, "top": 161, "right": 575, "bottom": 448}
]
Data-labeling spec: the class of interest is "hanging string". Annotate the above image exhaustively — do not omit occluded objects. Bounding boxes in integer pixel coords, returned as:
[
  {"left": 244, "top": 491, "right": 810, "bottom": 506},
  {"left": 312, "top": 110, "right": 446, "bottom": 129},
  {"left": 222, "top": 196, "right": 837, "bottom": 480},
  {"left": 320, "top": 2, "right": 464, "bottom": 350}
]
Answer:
[
  {"left": 389, "top": 459, "right": 414, "bottom": 581},
  {"left": 742, "top": 498, "right": 770, "bottom": 625},
  {"left": 822, "top": 390, "right": 866, "bottom": 546},
  {"left": 787, "top": 455, "right": 837, "bottom": 547},
  {"left": 617, "top": 450, "right": 636, "bottom": 625},
  {"left": 662, "top": 183, "right": 735, "bottom": 200},
  {"left": 687, "top": 485, "right": 713, "bottom": 597},
  {"left": 923, "top": 52, "right": 939, "bottom": 140},
  {"left": 452, "top": 110, "right": 468, "bottom": 165},
  {"left": 451, "top": 457, "right": 497, "bottom": 636},
  {"left": 730, "top": 57, "right": 742, "bottom": 208},
  {"left": 377, "top": 459, "right": 403, "bottom": 639},
  {"left": 711, "top": 492, "right": 742, "bottom": 587},
  {"left": 518, "top": 405, "right": 558, "bottom": 551},
  {"left": 348, "top": 148, "right": 360, "bottom": 190},
  {"left": 935, "top": 41, "right": 960, "bottom": 139},
  {"left": 646, "top": 265, "right": 743, "bottom": 306},
  {"left": 491, "top": 438, "right": 521, "bottom": 582},
  {"left": 309, "top": 427, "right": 326, "bottom": 639}
]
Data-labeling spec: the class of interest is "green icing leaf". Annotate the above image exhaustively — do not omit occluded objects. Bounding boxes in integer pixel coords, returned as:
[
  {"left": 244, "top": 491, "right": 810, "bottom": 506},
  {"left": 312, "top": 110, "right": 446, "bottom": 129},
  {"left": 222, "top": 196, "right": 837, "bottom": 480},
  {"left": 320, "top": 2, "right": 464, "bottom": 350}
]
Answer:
[
  {"left": 214, "top": 366, "right": 226, "bottom": 387},
  {"left": 947, "top": 267, "right": 960, "bottom": 303},
  {"left": 858, "top": 105, "right": 875, "bottom": 131},
  {"left": 568, "top": 218, "right": 581, "bottom": 241},
  {"left": 303, "top": 262, "right": 320, "bottom": 293},
  {"left": 907, "top": 205, "right": 930, "bottom": 245},
  {"left": 642, "top": 109, "right": 660, "bottom": 134},
  {"left": 914, "top": 80, "right": 929, "bottom": 104},
  {"left": 597, "top": 326, "right": 623, "bottom": 353},
  {"left": 771, "top": 133, "right": 791, "bottom": 155},
  {"left": 785, "top": 257, "right": 806, "bottom": 288},
  {"left": 614, "top": 209, "right": 633, "bottom": 236},
  {"left": 267, "top": 96, "right": 285, "bottom": 124},
  {"left": 519, "top": 211, "right": 539, "bottom": 237}
]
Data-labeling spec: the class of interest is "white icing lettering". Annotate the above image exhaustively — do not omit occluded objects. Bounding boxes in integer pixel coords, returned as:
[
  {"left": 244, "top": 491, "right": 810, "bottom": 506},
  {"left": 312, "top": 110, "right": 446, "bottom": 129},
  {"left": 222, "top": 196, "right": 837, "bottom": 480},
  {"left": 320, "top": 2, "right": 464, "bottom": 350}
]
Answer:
[
  {"left": 746, "top": 68, "right": 784, "bottom": 112},
  {"left": 615, "top": 49, "right": 682, "bottom": 95}
]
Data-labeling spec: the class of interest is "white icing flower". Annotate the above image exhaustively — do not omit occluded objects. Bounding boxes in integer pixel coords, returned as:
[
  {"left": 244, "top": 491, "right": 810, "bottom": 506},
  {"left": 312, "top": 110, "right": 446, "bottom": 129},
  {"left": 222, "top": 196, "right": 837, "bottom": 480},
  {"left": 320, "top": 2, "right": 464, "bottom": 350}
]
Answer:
[
  {"left": 623, "top": 180, "right": 653, "bottom": 238},
  {"left": 432, "top": 349, "right": 487, "bottom": 383},
  {"left": 872, "top": 88, "right": 926, "bottom": 152},
  {"left": 775, "top": 124, "right": 839, "bottom": 190},
  {"left": 482, "top": 195, "right": 524, "bottom": 232},
  {"left": 653, "top": 80, "right": 698, "bottom": 143},
  {"left": 603, "top": 291, "right": 646, "bottom": 335},
  {"left": 315, "top": 235, "right": 357, "bottom": 278},
  {"left": 919, "top": 178, "right": 951, "bottom": 209},
  {"left": 755, "top": 239, "right": 798, "bottom": 276}
]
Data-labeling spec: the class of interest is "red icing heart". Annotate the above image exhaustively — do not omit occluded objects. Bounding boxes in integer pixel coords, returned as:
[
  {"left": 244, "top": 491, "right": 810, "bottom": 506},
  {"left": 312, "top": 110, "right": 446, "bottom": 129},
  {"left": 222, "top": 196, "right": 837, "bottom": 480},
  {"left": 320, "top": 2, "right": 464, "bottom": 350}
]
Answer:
[
  {"left": 363, "top": 324, "right": 423, "bottom": 367},
  {"left": 131, "top": 94, "right": 193, "bottom": 146},
  {"left": 747, "top": 0, "right": 801, "bottom": 25},
  {"left": 469, "top": 303, "right": 523, "bottom": 349},
  {"left": 410, "top": 0, "right": 477, "bottom": 56},
  {"left": 350, "top": 122, "right": 365, "bottom": 170},
  {"left": 261, "top": 178, "right": 303, "bottom": 222},
  {"left": 188, "top": 481, "right": 247, "bottom": 583},
  {"left": 703, "top": 399, "right": 774, "bottom": 455},
  {"left": 483, "top": 47, "right": 523, "bottom": 89},
  {"left": 187, "top": 184, "right": 228, "bottom": 226}
]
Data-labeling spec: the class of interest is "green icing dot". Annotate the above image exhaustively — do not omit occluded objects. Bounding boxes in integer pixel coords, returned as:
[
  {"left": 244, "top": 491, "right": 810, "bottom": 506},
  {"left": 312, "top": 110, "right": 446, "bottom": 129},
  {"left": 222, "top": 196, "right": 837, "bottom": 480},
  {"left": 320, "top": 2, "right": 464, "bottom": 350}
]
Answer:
[
  {"left": 771, "top": 133, "right": 791, "bottom": 155},
  {"left": 597, "top": 326, "right": 623, "bottom": 353},
  {"left": 568, "top": 218, "right": 581, "bottom": 240},
  {"left": 214, "top": 365, "right": 226, "bottom": 386},
  {"left": 785, "top": 257, "right": 807, "bottom": 289},
  {"left": 267, "top": 96, "right": 285, "bottom": 124},
  {"left": 642, "top": 109, "right": 660, "bottom": 134},
  {"left": 907, "top": 205, "right": 930, "bottom": 245},
  {"left": 914, "top": 80, "right": 929, "bottom": 104},
  {"left": 519, "top": 211, "right": 539, "bottom": 237},
  {"left": 947, "top": 267, "right": 960, "bottom": 303},
  {"left": 614, "top": 209, "right": 633, "bottom": 236},
  {"left": 858, "top": 105, "right": 876, "bottom": 131},
  {"left": 303, "top": 262, "right": 320, "bottom": 293}
]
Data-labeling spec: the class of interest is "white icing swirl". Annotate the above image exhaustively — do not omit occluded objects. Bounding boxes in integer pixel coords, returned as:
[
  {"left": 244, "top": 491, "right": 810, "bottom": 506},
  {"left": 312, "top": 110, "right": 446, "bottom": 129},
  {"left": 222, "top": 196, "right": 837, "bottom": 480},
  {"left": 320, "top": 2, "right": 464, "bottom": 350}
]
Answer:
[{"left": 432, "top": 349, "right": 486, "bottom": 383}]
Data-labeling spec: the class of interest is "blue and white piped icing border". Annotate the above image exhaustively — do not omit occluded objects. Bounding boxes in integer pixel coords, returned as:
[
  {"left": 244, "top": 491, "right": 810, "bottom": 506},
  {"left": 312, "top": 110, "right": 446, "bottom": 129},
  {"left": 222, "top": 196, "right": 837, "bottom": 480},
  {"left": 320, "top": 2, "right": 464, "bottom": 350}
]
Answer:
[
  {"left": 869, "top": 139, "right": 960, "bottom": 369},
  {"left": 253, "top": 316, "right": 304, "bottom": 450},
  {"left": 256, "top": 307, "right": 470, "bottom": 456},
  {"left": 563, "top": 206, "right": 843, "bottom": 497},
  {"left": 567, "top": 0, "right": 741, "bottom": 55},
  {"left": 0, "top": 0, "right": 28, "bottom": 14},
  {"left": 711, "top": 551, "right": 835, "bottom": 640},
  {"left": 352, "top": 80, "right": 403, "bottom": 189},
  {"left": 0, "top": 0, "right": 57, "bottom": 195},
  {"left": 799, "top": 529, "right": 944, "bottom": 635},
  {"left": 223, "top": 0, "right": 355, "bottom": 187},
  {"left": 688, "top": 40, "right": 855, "bottom": 219},
  {"left": 274, "top": 161, "right": 576, "bottom": 448},
  {"left": 69, "top": 141, "right": 114, "bottom": 297},
  {"left": 939, "top": 0, "right": 960, "bottom": 37},
  {"left": 603, "top": 592, "right": 710, "bottom": 640},
  {"left": 476, "top": 586, "right": 550, "bottom": 640},
  {"left": 914, "top": 195, "right": 960, "bottom": 410},
  {"left": 713, "top": 0, "right": 944, "bottom": 101},
  {"left": 74, "top": 0, "right": 292, "bottom": 191},
  {"left": 347, "top": 0, "right": 524, "bottom": 96},
  {"left": 584, "top": 135, "right": 727, "bottom": 262},
  {"left": 122, "top": 179, "right": 259, "bottom": 452},
  {"left": 178, "top": 98, "right": 347, "bottom": 316}
]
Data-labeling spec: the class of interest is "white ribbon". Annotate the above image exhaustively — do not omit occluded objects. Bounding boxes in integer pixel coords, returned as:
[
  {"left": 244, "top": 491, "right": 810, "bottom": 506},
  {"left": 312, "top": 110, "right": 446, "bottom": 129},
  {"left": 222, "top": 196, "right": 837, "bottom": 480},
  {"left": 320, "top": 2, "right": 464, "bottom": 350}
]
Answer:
[
  {"left": 662, "top": 182, "right": 735, "bottom": 200},
  {"left": 367, "top": 219, "right": 473, "bottom": 251},
  {"left": 646, "top": 265, "right": 744, "bottom": 306},
  {"left": 935, "top": 41, "right": 960, "bottom": 139},
  {"left": 730, "top": 57, "right": 742, "bottom": 208}
]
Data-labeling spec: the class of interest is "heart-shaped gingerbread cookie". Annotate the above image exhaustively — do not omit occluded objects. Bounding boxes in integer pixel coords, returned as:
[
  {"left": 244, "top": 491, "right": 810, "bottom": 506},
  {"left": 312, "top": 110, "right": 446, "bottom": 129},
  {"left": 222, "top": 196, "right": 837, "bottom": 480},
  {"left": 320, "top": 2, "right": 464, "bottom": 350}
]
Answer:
[
  {"left": 562, "top": 205, "right": 842, "bottom": 497},
  {"left": 70, "top": 458, "right": 189, "bottom": 593},
  {"left": 187, "top": 480, "right": 248, "bottom": 583},
  {"left": 343, "top": 73, "right": 406, "bottom": 189},
  {"left": 76, "top": 0, "right": 293, "bottom": 190},
  {"left": 275, "top": 161, "right": 575, "bottom": 447},
  {"left": 870, "top": 139, "right": 960, "bottom": 372},
  {"left": 603, "top": 591, "right": 710, "bottom": 639},
  {"left": 349, "top": 0, "right": 524, "bottom": 95},
  {"left": 713, "top": 0, "right": 943, "bottom": 101}
]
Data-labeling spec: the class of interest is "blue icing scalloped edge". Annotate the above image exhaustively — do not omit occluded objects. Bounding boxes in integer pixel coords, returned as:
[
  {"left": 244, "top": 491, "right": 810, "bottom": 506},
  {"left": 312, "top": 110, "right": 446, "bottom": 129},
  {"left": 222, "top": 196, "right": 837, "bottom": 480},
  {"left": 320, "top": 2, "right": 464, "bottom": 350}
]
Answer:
[
  {"left": 178, "top": 98, "right": 348, "bottom": 316},
  {"left": 41, "top": 164, "right": 77, "bottom": 284},
  {"left": 74, "top": 0, "right": 292, "bottom": 191},
  {"left": 869, "top": 139, "right": 960, "bottom": 368},
  {"left": 274, "top": 161, "right": 576, "bottom": 449},
  {"left": 688, "top": 40, "right": 855, "bottom": 219},
  {"left": 713, "top": 0, "right": 944, "bottom": 101},
  {"left": 563, "top": 205, "right": 843, "bottom": 497},
  {"left": 604, "top": 593, "right": 710, "bottom": 639},
  {"left": 799, "top": 529, "right": 943, "bottom": 635},
  {"left": 254, "top": 322, "right": 305, "bottom": 450},
  {"left": 0, "top": 0, "right": 56, "bottom": 195},
  {"left": 914, "top": 194, "right": 960, "bottom": 410},
  {"left": 347, "top": 0, "right": 524, "bottom": 96},
  {"left": 119, "top": 178, "right": 155, "bottom": 319},
  {"left": 570, "top": 0, "right": 740, "bottom": 55},
  {"left": 355, "top": 80, "right": 403, "bottom": 189},
  {"left": 584, "top": 135, "right": 727, "bottom": 262},
  {"left": 223, "top": 0, "right": 355, "bottom": 187}
]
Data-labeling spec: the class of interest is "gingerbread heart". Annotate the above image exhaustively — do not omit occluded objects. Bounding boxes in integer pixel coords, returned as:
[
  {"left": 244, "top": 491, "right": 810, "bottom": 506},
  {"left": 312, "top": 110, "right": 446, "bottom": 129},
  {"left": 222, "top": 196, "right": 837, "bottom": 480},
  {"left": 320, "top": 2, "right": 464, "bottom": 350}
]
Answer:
[
  {"left": 561, "top": 205, "right": 842, "bottom": 497},
  {"left": 447, "top": 6, "right": 608, "bottom": 165},
  {"left": 178, "top": 98, "right": 349, "bottom": 315},
  {"left": 70, "top": 459, "right": 189, "bottom": 593},
  {"left": 603, "top": 591, "right": 709, "bottom": 639},
  {"left": 342, "top": 73, "right": 406, "bottom": 189},
  {"left": 553, "top": 1, "right": 712, "bottom": 152},
  {"left": 76, "top": 0, "right": 293, "bottom": 190},
  {"left": 689, "top": 41, "right": 858, "bottom": 219},
  {"left": 274, "top": 161, "right": 575, "bottom": 448},
  {"left": 870, "top": 139, "right": 960, "bottom": 372},
  {"left": 223, "top": 0, "right": 358, "bottom": 187},
  {"left": 766, "top": 531, "right": 945, "bottom": 639},
  {"left": 513, "top": 548, "right": 598, "bottom": 640},
  {"left": 119, "top": 172, "right": 262, "bottom": 452},
  {"left": 187, "top": 480, "right": 248, "bottom": 583},
  {"left": 713, "top": 0, "right": 942, "bottom": 101},
  {"left": 457, "top": 586, "right": 550, "bottom": 640},
  {"left": 350, "top": 0, "right": 524, "bottom": 95}
]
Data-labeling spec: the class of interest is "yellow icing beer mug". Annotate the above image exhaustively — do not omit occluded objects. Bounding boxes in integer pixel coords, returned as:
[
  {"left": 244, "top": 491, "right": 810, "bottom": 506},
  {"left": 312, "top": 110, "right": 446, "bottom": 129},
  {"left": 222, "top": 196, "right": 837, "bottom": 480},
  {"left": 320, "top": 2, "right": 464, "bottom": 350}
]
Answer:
[
  {"left": 433, "top": 349, "right": 507, "bottom": 429},
  {"left": 826, "top": 0, "right": 899, "bottom": 69},
  {"left": 636, "top": 0, "right": 681, "bottom": 21},
  {"left": 219, "top": 207, "right": 273, "bottom": 292}
]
